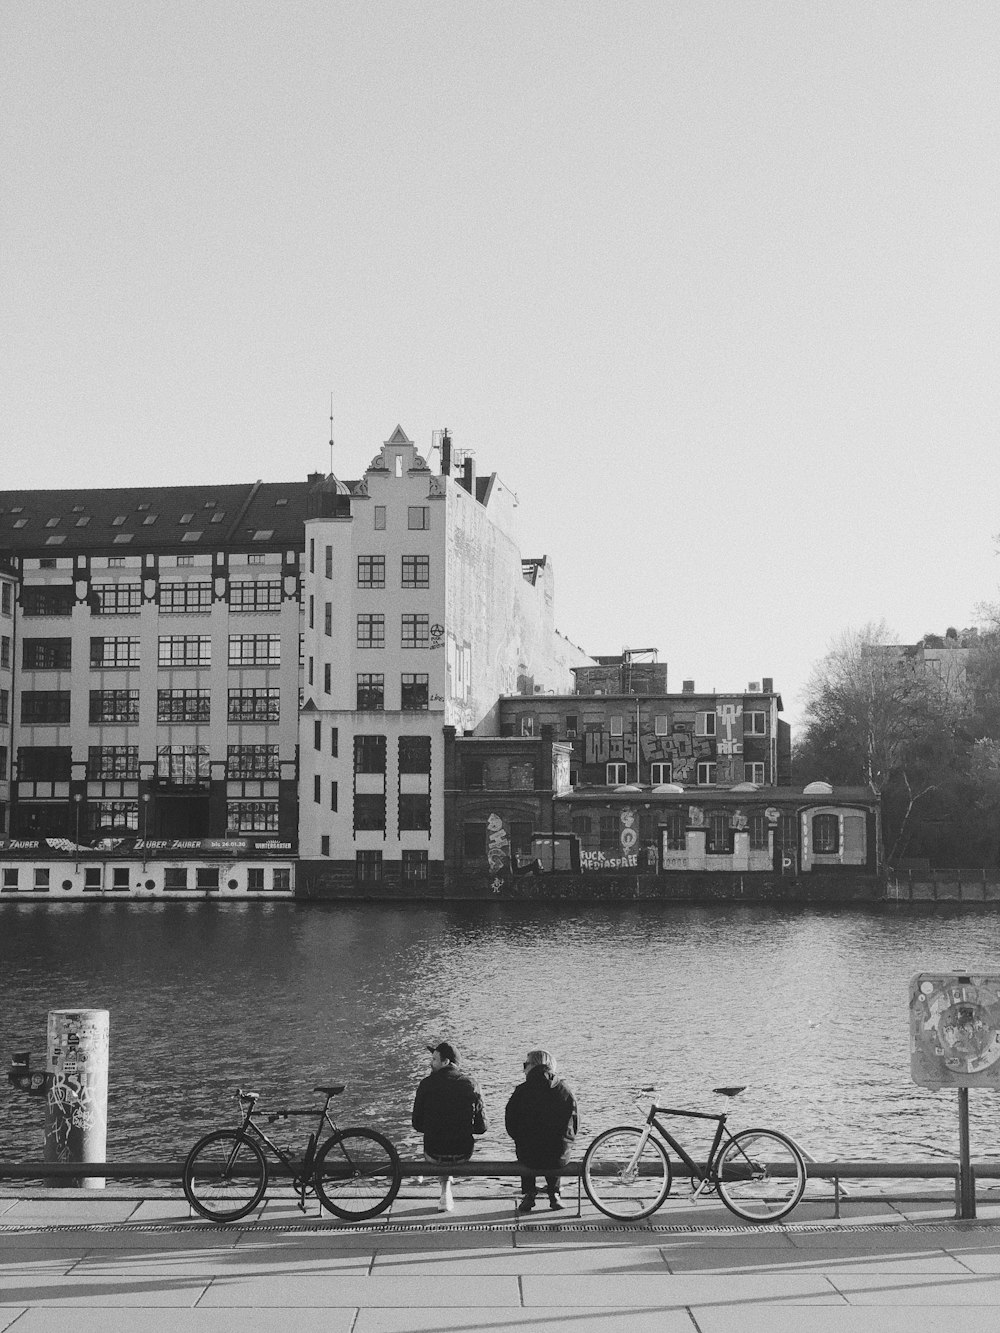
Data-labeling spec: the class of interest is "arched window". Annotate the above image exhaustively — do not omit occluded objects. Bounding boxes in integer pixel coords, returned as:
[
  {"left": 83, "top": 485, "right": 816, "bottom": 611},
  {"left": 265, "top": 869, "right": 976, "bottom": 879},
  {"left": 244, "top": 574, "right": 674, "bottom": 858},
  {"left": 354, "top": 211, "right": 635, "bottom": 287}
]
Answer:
[{"left": 813, "top": 813, "right": 840, "bottom": 854}]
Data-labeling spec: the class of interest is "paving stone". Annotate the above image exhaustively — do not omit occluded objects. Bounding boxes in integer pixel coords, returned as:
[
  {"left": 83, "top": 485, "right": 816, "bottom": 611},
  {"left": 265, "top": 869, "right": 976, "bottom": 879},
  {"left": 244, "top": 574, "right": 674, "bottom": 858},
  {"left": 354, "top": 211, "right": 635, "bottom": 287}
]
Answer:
[
  {"left": 10, "top": 1313, "right": 357, "bottom": 1332},
  {"left": 520, "top": 1272, "right": 845, "bottom": 1306},
  {"left": 372, "top": 1244, "right": 670, "bottom": 1274},
  {"left": 354, "top": 1310, "right": 694, "bottom": 1332},
  {"left": 196, "top": 1273, "right": 519, "bottom": 1306},
  {"left": 0, "top": 1273, "right": 210, "bottom": 1306}
]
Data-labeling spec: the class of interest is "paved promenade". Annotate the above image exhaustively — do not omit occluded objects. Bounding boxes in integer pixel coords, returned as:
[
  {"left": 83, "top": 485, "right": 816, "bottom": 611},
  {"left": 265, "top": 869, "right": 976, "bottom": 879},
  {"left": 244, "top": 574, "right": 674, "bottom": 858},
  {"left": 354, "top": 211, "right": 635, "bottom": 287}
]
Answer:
[{"left": 2, "top": 1183, "right": 1000, "bottom": 1330}]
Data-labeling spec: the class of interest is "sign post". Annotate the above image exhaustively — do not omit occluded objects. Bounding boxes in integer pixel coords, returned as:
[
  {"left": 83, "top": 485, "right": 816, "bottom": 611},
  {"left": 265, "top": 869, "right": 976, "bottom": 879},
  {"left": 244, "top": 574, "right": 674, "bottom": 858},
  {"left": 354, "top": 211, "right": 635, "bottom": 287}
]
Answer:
[
  {"left": 910, "top": 973, "right": 1000, "bottom": 1220},
  {"left": 44, "top": 1009, "right": 109, "bottom": 1189}
]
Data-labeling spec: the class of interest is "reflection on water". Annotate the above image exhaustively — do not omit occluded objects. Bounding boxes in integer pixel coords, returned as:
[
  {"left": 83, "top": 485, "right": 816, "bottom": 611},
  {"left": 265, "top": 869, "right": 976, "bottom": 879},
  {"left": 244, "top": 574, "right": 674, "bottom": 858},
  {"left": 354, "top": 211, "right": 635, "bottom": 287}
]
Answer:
[{"left": 2, "top": 901, "right": 999, "bottom": 1163}]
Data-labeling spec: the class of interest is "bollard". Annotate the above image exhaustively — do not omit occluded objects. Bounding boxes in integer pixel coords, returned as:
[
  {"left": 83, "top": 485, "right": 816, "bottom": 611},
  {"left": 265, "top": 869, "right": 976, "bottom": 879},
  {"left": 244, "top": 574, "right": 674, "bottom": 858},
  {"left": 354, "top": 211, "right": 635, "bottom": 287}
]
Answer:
[{"left": 43, "top": 1009, "right": 109, "bottom": 1189}]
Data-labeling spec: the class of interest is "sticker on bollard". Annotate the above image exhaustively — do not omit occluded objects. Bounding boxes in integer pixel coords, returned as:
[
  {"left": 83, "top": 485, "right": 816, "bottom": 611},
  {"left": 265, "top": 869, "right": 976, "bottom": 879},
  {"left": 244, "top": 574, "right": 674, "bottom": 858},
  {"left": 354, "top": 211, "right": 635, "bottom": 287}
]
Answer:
[{"left": 44, "top": 1009, "right": 109, "bottom": 1190}]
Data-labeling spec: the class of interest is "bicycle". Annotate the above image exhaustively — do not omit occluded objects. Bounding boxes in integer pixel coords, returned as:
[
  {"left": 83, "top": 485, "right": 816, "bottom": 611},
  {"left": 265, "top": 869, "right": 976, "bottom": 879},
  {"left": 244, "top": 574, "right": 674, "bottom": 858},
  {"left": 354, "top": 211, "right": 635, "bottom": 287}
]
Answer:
[
  {"left": 582, "top": 1086, "right": 807, "bottom": 1223},
  {"left": 182, "top": 1084, "right": 402, "bottom": 1223}
]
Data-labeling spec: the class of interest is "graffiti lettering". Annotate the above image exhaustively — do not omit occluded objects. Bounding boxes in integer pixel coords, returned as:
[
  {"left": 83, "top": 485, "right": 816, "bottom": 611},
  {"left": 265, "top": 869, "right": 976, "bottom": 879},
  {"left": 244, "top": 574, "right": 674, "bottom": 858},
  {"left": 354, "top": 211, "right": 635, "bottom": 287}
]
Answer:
[
  {"left": 486, "top": 813, "right": 509, "bottom": 873},
  {"left": 581, "top": 850, "right": 638, "bottom": 871}
]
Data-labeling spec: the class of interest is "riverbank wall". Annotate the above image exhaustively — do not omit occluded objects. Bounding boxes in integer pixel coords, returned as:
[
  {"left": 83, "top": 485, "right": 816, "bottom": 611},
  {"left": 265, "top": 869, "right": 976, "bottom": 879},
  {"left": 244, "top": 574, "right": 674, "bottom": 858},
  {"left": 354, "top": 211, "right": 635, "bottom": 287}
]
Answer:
[{"left": 885, "top": 868, "right": 1000, "bottom": 905}]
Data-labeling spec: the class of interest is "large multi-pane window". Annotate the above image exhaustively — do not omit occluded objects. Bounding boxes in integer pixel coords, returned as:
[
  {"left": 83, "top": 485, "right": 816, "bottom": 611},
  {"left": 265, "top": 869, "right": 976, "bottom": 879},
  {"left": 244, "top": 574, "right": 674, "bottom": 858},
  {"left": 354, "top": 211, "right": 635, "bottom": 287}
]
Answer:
[
  {"left": 228, "top": 634, "right": 280, "bottom": 666},
  {"left": 88, "top": 746, "right": 139, "bottom": 779},
  {"left": 22, "top": 639, "right": 72, "bottom": 670},
  {"left": 159, "top": 581, "right": 212, "bottom": 613},
  {"left": 401, "top": 614, "right": 429, "bottom": 648},
  {"left": 21, "top": 586, "right": 74, "bottom": 616},
  {"left": 156, "top": 745, "right": 209, "bottom": 784},
  {"left": 813, "top": 813, "right": 840, "bottom": 854},
  {"left": 749, "top": 813, "right": 769, "bottom": 851},
  {"left": 159, "top": 635, "right": 211, "bottom": 667},
  {"left": 401, "top": 673, "right": 429, "bottom": 710},
  {"left": 88, "top": 800, "right": 138, "bottom": 833},
  {"left": 399, "top": 736, "right": 431, "bottom": 773},
  {"left": 157, "top": 689, "right": 210, "bottom": 723},
  {"left": 357, "top": 614, "right": 385, "bottom": 649},
  {"left": 706, "top": 811, "right": 733, "bottom": 854},
  {"left": 229, "top": 581, "right": 282, "bottom": 612},
  {"left": 92, "top": 583, "right": 142, "bottom": 615},
  {"left": 91, "top": 636, "right": 140, "bottom": 668},
  {"left": 356, "top": 850, "right": 383, "bottom": 882},
  {"left": 358, "top": 556, "right": 385, "bottom": 588},
  {"left": 663, "top": 811, "right": 686, "bottom": 851},
  {"left": 354, "top": 795, "right": 386, "bottom": 831},
  {"left": 399, "top": 793, "right": 430, "bottom": 830},
  {"left": 90, "top": 689, "right": 139, "bottom": 723},
  {"left": 407, "top": 506, "right": 429, "bottom": 530},
  {"left": 17, "top": 746, "right": 72, "bottom": 780},
  {"left": 227, "top": 801, "right": 279, "bottom": 832},
  {"left": 227, "top": 744, "right": 280, "bottom": 778},
  {"left": 402, "top": 850, "right": 428, "bottom": 883},
  {"left": 228, "top": 687, "right": 280, "bottom": 722},
  {"left": 354, "top": 735, "right": 387, "bottom": 774},
  {"left": 357, "top": 674, "right": 384, "bottom": 710},
  {"left": 21, "top": 691, "right": 71, "bottom": 724},
  {"left": 401, "top": 555, "right": 429, "bottom": 588}
]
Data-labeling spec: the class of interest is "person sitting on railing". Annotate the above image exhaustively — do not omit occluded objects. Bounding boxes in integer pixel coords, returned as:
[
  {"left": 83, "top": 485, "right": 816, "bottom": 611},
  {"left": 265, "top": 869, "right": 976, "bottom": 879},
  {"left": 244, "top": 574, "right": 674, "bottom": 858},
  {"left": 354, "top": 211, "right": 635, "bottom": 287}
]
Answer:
[
  {"left": 412, "top": 1040, "right": 487, "bottom": 1212},
  {"left": 505, "top": 1049, "right": 578, "bottom": 1212}
]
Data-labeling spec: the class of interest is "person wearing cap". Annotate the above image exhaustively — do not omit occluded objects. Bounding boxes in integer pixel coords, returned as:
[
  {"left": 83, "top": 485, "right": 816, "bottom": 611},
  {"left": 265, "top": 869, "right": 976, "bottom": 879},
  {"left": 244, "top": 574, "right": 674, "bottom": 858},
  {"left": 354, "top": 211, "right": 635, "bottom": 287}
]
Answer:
[
  {"left": 505, "top": 1049, "right": 578, "bottom": 1212},
  {"left": 412, "top": 1040, "right": 487, "bottom": 1212}
]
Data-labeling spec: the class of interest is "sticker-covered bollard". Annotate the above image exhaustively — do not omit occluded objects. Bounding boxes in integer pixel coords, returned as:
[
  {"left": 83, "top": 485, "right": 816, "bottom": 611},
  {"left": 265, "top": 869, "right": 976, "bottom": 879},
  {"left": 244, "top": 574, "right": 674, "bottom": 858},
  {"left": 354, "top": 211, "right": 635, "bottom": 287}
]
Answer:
[{"left": 44, "top": 1009, "right": 109, "bottom": 1188}]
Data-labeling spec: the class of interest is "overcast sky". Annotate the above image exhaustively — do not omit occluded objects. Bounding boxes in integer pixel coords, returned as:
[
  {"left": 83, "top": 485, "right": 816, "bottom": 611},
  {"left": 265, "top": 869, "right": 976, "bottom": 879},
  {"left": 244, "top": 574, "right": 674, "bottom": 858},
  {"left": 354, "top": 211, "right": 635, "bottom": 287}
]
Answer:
[{"left": 5, "top": 1, "right": 999, "bottom": 725}]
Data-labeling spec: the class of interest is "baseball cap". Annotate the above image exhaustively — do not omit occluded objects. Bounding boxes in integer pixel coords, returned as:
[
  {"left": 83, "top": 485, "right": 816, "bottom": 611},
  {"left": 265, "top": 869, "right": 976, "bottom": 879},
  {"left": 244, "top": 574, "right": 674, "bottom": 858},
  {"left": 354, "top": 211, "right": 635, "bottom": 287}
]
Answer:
[{"left": 427, "top": 1040, "right": 459, "bottom": 1064}]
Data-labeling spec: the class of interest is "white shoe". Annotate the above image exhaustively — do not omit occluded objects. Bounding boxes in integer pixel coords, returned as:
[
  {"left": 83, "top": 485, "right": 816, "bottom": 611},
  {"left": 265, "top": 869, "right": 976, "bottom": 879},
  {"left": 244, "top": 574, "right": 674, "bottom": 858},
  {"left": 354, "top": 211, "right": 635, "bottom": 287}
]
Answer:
[{"left": 438, "top": 1188, "right": 454, "bottom": 1212}]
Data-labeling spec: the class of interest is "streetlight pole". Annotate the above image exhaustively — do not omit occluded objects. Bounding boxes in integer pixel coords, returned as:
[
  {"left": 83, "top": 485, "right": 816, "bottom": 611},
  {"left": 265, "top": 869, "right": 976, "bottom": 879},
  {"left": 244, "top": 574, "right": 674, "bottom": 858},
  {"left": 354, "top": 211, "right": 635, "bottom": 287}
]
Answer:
[{"left": 73, "top": 793, "right": 82, "bottom": 872}]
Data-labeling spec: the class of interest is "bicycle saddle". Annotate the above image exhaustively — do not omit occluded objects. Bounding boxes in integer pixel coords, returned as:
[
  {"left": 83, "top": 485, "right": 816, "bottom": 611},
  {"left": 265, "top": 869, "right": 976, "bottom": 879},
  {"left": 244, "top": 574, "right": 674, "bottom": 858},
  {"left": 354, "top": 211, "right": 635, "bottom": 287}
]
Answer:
[
  {"left": 713, "top": 1086, "right": 746, "bottom": 1098},
  {"left": 314, "top": 1084, "right": 345, "bottom": 1096}
]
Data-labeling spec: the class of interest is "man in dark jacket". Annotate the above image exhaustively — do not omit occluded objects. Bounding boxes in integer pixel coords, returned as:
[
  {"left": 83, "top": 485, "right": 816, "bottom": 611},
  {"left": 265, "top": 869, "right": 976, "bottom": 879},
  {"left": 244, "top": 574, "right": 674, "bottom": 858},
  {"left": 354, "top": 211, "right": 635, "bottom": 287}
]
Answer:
[
  {"left": 412, "top": 1040, "right": 487, "bottom": 1212},
  {"left": 505, "top": 1049, "right": 578, "bottom": 1212}
]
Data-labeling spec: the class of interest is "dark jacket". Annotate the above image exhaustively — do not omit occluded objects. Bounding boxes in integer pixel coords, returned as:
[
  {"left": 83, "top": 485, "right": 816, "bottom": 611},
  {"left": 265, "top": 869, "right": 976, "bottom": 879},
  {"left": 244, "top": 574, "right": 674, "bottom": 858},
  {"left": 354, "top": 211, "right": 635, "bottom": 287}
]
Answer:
[
  {"left": 412, "top": 1064, "right": 487, "bottom": 1159},
  {"left": 504, "top": 1066, "right": 578, "bottom": 1170}
]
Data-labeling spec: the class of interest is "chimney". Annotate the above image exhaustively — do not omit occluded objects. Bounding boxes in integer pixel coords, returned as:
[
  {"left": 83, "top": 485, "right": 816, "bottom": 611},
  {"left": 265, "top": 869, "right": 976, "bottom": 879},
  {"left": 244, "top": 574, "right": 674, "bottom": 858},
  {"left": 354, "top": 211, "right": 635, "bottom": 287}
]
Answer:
[
  {"left": 441, "top": 429, "right": 452, "bottom": 477},
  {"left": 307, "top": 471, "right": 325, "bottom": 485},
  {"left": 762, "top": 677, "right": 773, "bottom": 692},
  {"left": 462, "top": 453, "right": 476, "bottom": 497},
  {"left": 682, "top": 680, "right": 695, "bottom": 694}
]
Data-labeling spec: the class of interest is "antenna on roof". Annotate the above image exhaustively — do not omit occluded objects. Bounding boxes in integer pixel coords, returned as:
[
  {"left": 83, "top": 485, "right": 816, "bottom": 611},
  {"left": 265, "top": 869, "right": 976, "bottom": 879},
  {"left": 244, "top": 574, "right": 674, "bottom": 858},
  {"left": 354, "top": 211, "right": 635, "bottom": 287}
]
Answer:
[{"left": 328, "top": 393, "right": 335, "bottom": 477}]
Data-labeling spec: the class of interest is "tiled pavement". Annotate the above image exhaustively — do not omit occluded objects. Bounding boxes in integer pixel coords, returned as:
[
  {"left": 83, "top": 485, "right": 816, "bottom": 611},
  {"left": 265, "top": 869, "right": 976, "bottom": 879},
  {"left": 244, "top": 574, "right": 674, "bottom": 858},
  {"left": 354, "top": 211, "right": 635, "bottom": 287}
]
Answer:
[{"left": 2, "top": 1185, "right": 1000, "bottom": 1330}]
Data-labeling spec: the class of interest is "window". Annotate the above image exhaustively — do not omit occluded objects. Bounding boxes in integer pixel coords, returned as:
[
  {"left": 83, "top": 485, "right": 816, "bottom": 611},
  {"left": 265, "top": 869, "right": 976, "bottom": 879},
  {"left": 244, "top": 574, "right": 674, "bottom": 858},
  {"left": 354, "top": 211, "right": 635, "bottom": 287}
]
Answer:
[
  {"left": 111, "top": 867, "right": 130, "bottom": 890},
  {"left": 696, "top": 762, "right": 717, "bottom": 786},
  {"left": 607, "top": 762, "right": 627, "bottom": 784},
  {"left": 324, "top": 663, "right": 331, "bottom": 693},
  {"left": 228, "top": 688, "right": 279, "bottom": 722},
  {"left": 707, "top": 811, "right": 732, "bottom": 854},
  {"left": 654, "top": 715, "right": 668, "bottom": 736},
  {"left": 159, "top": 635, "right": 211, "bottom": 667},
  {"left": 696, "top": 711, "right": 716, "bottom": 737},
  {"left": 34, "top": 868, "right": 51, "bottom": 891},
  {"left": 813, "top": 813, "right": 840, "bottom": 854},
  {"left": 354, "top": 735, "right": 386, "bottom": 773},
  {"left": 401, "top": 673, "right": 429, "bottom": 710},
  {"left": 88, "top": 800, "right": 138, "bottom": 834},
  {"left": 176, "top": 555, "right": 193, "bottom": 566},
  {"left": 464, "top": 759, "right": 484, "bottom": 790},
  {"left": 571, "top": 815, "right": 590, "bottom": 842},
  {"left": 330, "top": 780, "right": 338, "bottom": 811},
  {"left": 92, "top": 583, "right": 142, "bottom": 615},
  {"left": 354, "top": 794, "right": 386, "bottom": 831},
  {"left": 374, "top": 506, "right": 386, "bottom": 530},
  {"left": 0, "top": 689, "right": 7, "bottom": 724},
  {"left": 402, "top": 850, "right": 428, "bottom": 883},
  {"left": 356, "top": 850, "right": 383, "bottom": 882},
  {"left": 399, "top": 793, "right": 430, "bottom": 830},
  {"left": 401, "top": 555, "right": 429, "bottom": 588},
  {"left": 164, "top": 868, "right": 188, "bottom": 891},
  {"left": 358, "top": 556, "right": 385, "bottom": 588},
  {"left": 22, "top": 691, "right": 71, "bottom": 724},
  {"left": 22, "top": 638, "right": 71, "bottom": 670},
  {"left": 357, "top": 613, "right": 385, "bottom": 648},
  {"left": 159, "top": 582, "right": 212, "bottom": 613},
  {"left": 664, "top": 811, "right": 686, "bottom": 851},
  {"left": 229, "top": 581, "right": 281, "bottom": 612},
  {"left": 330, "top": 728, "right": 338, "bottom": 756},
  {"left": 610, "top": 716, "right": 623, "bottom": 737},
  {"left": 22, "top": 586, "right": 74, "bottom": 616},
  {"left": 325, "top": 546, "right": 332, "bottom": 578},
  {"left": 320, "top": 836, "right": 330, "bottom": 857},
  {"left": 314, "top": 774, "right": 321, "bottom": 803},
  {"left": 196, "top": 866, "right": 220, "bottom": 890},
  {"left": 399, "top": 736, "right": 431, "bottom": 773},
  {"left": 744, "top": 711, "right": 766, "bottom": 735},
  {"left": 463, "top": 823, "right": 487, "bottom": 857},
  {"left": 228, "top": 634, "right": 280, "bottom": 667},
  {"left": 89, "top": 688, "right": 139, "bottom": 723},
  {"left": 88, "top": 746, "right": 139, "bottom": 780},
  {"left": 246, "top": 550, "right": 263, "bottom": 560},
  {"left": 17, "top": 746, "right": 72, "bottom": 780},
  {"left": 599, "top": 816, "right": 618, "bottom": 852},
  {"left": 744, "top": 762, "right": 765, "bottom": 784},
  {"left": 520, "top": 716, "right": 535, "bottom": 737},
  {"left": 309, "top": 595, "right": 314, "bottom": 629},
  {"left": 650, "top": 762, "right": 672, "bottom": 784},
  {"left": 247, "top": 867, "right": 266, "bottom": 891},
  {"left": 2, "top": 868, "right": 18, "bottom": 891},
  {"left": 313, "top": 720, "right": 322, "bottom": 750},
  {"left": 565, "top": 715, "right": 578, "bottom": 737},
  {"left": 156, "top": 745, "right": 209, "bottom": 784},
  {"left": 749, "top": 813, "right": 769, "bottom": 851},
  {"left": 273, "top": 868, "right": 291, "bottom": 892},
  {"left": 401, "top": 614, "right": 429, "bottom": 648},
  {"left": 227, "top": 801, "right": 279, "bottom": 832},
  {"left": 510, "top": 821, "right": 533, "bottom": 857},
  {"left": 227, "top": 744, "right": 280, "bottom": 778},
  {"left": 157, "top": 689, "right": 209, "bottom": 723},
  {"left": 1, "top": 584, "right": 11, "bottom": 615},
  {"left": 91, "top": 636, "right": 139, "bottom": 668},
  {"left": 357, "top": 673, "right": 384, "bottom": 710},
  {"left": 407, "top": 506, "right": 429, "bottom": 530}
]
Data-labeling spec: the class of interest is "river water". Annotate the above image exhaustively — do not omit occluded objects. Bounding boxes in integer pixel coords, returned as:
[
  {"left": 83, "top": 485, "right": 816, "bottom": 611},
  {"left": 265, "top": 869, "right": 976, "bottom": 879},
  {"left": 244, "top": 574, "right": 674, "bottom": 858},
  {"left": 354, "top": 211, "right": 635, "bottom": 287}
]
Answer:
[{"left": 2, "top": 901, "right": 1000, "bottom": 1166}]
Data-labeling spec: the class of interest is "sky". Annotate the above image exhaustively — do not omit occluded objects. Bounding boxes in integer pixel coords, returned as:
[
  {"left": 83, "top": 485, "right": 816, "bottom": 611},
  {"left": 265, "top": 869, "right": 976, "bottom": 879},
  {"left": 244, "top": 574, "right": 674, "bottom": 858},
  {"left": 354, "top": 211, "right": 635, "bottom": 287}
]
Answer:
[{"left": 4, "top": 1, "right": 999, "bottom": 727}]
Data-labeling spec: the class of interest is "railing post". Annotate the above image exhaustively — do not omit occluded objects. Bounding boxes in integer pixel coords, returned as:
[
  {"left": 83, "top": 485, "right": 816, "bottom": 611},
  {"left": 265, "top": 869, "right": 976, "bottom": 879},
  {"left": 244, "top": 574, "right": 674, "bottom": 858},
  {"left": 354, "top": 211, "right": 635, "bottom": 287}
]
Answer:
[
  {"left": 957, "top": 1087, "right": 976, "bottom": 1220},
  {"left": 43, "top": 1010, "right": 109, "bottom": 1189}
]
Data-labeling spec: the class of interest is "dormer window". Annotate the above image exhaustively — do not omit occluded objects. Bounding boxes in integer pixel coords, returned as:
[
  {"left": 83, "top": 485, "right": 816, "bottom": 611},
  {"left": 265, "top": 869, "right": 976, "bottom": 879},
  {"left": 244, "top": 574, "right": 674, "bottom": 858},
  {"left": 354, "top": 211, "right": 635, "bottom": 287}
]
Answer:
[
  {"left": 142, "top": 514, "right": 157, "bottom": 525},
  {"left": 45, "top": 517, "right": 59, "bottom": 528},
  {"left": 211, "top": 511, "right": 226, "bottom": 523},
  {"left": 75, "top": 517, "right": 90, "bottom": 527},
  {"left": 179, "top": 513, "right": 194, "bottom": 524},
  {"left": 112, "top": 516, "right": 127, "bottom": 526}
]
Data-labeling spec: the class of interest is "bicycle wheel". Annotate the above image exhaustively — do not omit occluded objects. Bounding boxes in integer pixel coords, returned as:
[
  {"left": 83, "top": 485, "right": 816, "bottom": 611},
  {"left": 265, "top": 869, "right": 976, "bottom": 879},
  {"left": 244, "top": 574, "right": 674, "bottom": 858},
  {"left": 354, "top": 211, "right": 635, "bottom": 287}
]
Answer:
[
  {"left": 183, "top": 1130, "right": 268, "bottom": 1222},
  {"left": 714, "top": 1128, "right": 806, "bottom": 1223},
  {"left": 583, "top": 1126, "right": 672, "bottom": 1221},
  {"left": 313, "top": 1128, "right": 402, "bottom": 1220}
]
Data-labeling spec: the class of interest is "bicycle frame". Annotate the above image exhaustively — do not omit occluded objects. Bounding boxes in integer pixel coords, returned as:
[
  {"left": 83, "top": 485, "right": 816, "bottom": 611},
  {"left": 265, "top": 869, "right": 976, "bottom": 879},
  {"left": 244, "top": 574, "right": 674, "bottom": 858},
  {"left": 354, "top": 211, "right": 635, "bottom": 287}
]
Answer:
[
  {"left": 635, "top": 1104, "right": 735, "bottom": 1201},
  {"left": 233, "top": 1090, "right": 342, "bottom": 1210}
]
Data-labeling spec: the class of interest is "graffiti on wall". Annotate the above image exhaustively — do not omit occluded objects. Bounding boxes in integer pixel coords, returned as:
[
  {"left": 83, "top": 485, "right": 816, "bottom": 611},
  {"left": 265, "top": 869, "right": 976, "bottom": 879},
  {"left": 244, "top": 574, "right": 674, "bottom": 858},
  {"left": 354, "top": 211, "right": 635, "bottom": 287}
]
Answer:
[
  {"left": 584, "top": 732, "right": 638, "bottom": 765},
  {"left": 639, "top": 724, "right": 714, "bottom": 781},
  {"left": 45, "top": 1010, "right": 109, "bottom": 1164},
  {"left": 486, "top": 813, "right": 509, "bottom": 873},
  {"left": 716, "top": 704, "right": 743, "bottom": 757},
  {"left": 581, "top": 849, "right": 638, "bottom": 870}
]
